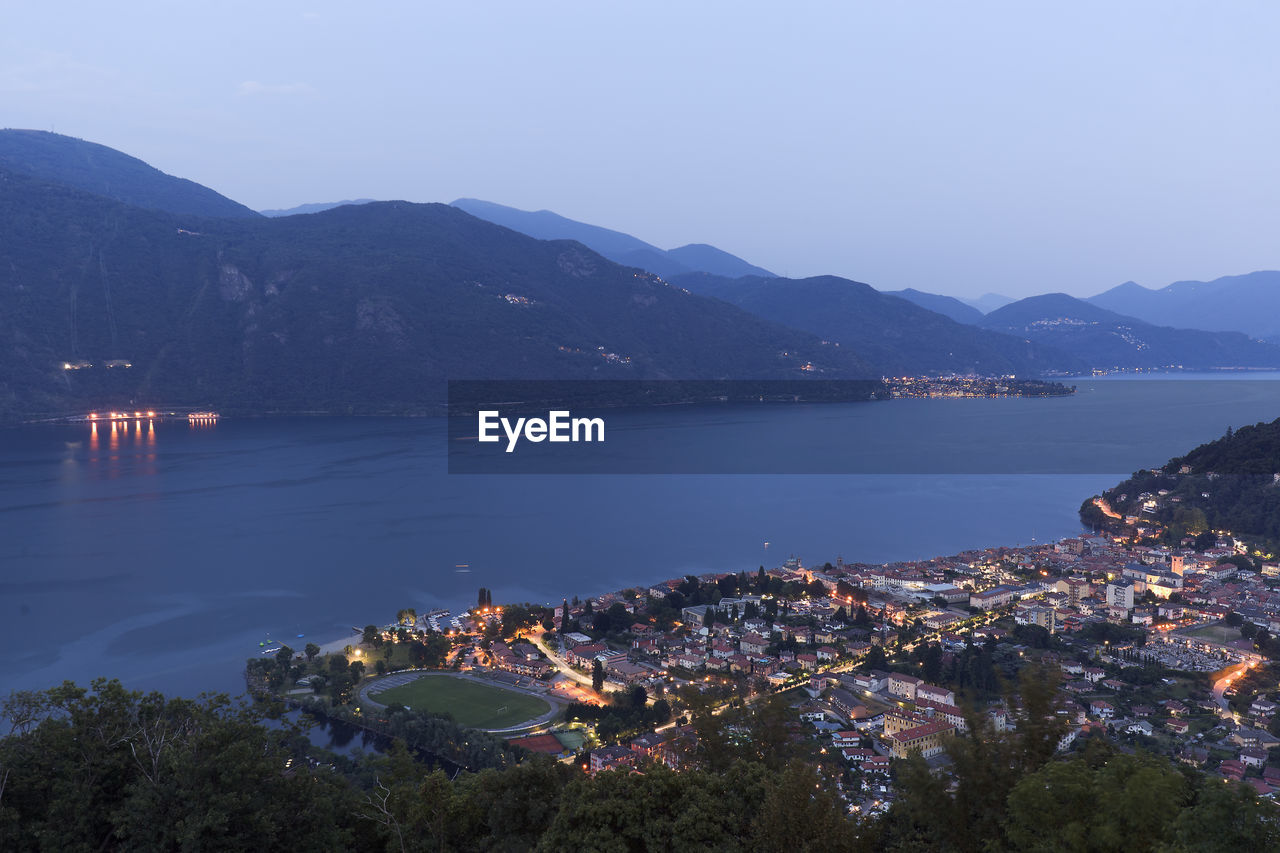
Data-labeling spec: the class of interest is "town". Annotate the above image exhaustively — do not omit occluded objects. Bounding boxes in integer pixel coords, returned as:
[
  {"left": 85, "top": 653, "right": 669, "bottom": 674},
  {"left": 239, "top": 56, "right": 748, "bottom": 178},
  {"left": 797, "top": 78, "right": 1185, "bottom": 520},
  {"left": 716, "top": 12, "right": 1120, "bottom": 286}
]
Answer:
[{"left": 253, "top": 513, "right": 1280, "bottom": 818}]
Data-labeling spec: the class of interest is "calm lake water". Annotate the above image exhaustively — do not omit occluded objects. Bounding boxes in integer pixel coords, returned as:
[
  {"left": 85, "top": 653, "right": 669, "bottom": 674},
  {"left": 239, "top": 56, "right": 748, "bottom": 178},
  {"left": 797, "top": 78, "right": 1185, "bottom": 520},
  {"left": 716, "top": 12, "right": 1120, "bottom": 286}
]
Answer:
[{"left": 2, "top": 376, "right": 1278, "bottom": 698}]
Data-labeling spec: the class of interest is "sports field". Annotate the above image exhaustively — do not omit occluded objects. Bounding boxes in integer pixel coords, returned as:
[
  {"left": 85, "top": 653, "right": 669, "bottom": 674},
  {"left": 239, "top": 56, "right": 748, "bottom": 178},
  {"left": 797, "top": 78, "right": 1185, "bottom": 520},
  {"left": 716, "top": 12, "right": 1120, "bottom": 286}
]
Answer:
[
  {"left": 1182, "top": 623, "right": 1238, "bottom": 644},
  {"left": 372, "top": 674, "right": 552, "bottom": 730}
]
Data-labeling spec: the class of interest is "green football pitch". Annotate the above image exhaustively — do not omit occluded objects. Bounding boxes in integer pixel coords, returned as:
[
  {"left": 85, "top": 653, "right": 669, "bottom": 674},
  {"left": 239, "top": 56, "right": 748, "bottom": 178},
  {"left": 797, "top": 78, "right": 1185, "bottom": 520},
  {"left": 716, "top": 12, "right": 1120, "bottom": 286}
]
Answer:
[
  {"left": 371, "top": 674, "right": 552, "bottom": 730},
  {"left": 1182, "top": 623, "right": 1240, "bottom": 644}
]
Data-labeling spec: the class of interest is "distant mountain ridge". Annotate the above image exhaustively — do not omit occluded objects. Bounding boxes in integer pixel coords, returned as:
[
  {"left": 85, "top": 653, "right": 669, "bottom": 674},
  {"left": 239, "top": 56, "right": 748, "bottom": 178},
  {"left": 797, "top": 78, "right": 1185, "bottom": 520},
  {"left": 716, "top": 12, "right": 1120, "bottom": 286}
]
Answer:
[
  {"left": 0, "top": 129, "right": 259, "bottom": 219},
  {"left": 960, "top": 293, "right": 1016, "bottom": 314},
  {"left": 451, "top": 198, "right": 775, "bottom": 279},
  {"left": 884, "top": 288, "right": 985, "bottom": 324},
  {"left": 1088, "top": 271, "right": 1280, "bottom": 341},
  {"left": 672, "top": 272, "right": 1076, "bottom": 377},
  {"left": 260, "top": 199, "right": 379, "bottom": 217},
  {"left": 980, "top": 293, "right": 1280, "bottom": 370}
]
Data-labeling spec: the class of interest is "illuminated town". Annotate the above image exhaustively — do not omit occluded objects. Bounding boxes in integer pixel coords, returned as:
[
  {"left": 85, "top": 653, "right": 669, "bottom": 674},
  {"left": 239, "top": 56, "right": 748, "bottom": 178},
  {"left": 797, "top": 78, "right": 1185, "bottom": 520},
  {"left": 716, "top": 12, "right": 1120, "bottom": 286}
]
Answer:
[{"left": 255, "top": 509, "right": 1280, "bottom": 814}]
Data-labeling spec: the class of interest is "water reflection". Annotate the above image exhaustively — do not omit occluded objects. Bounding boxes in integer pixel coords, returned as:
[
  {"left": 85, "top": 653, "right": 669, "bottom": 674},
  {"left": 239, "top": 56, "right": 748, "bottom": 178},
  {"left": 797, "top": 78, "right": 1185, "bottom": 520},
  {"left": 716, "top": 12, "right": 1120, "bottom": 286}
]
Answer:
[{"left": 87, "top": 416, "right": 171, "bottom": 479}]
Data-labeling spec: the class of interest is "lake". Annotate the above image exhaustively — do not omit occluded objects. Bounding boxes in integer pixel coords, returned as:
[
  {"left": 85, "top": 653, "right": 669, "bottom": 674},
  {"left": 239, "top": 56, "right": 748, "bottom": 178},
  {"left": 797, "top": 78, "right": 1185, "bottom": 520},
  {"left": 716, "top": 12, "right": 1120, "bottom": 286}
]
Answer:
[{"left": 2, "top": 376, "right": 1278, "bottom": 698}]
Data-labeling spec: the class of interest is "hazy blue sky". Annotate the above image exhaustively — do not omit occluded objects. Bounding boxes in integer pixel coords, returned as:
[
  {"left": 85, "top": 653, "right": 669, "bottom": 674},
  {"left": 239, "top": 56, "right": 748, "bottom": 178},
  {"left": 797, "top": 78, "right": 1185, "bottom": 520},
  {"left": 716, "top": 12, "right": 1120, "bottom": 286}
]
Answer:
[{"left": 3, "top": 2, "right": 1278, "bottom": 299}]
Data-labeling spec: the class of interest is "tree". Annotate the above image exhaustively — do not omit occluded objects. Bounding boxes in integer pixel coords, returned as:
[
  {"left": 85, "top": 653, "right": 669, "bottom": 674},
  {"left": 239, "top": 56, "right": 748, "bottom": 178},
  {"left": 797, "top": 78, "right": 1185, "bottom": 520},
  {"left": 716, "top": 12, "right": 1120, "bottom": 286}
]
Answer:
[
  {"left": 880, "top": 663, "right": 1069, "bottom": 851},
  {"left": 538, "top": 765, "right": 751, "bottom": 851},
  {"left": 1172, "top": 776, "right": 1280, "bottom": 850},
  {"left": 1004, "top": 752, "right": 1190, "bottom": 850},
  {"left": 0, "top": 680, "right": 362, "bottom": 850},
  {"left": 362, "top": 625, "right": 380, "bottom": 646},
  {"left": 751, "top": 763, "right": 858, "bottom": 852},
  {"left": 921, "top": 643, "right": 943, "bottom": 682},
  {"left": 304, "top": 642, "right": 320, "bottom": 662},
  {"left": 863, "top": 644, "right": 887, "bottom": 672},
  {"left": 591, "top": 660, "right": 605, "bottom": 694},
  {"left": 396, "top": 608, "right": 416, "bottom": 627}
]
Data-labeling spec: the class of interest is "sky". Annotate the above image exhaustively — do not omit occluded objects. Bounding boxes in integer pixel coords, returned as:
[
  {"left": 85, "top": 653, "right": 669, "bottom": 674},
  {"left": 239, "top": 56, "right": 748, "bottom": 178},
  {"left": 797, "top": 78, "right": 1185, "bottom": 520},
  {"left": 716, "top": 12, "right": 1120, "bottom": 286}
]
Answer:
[{"left": 3, "top": 1, "right": 1279, "bottom": 300}]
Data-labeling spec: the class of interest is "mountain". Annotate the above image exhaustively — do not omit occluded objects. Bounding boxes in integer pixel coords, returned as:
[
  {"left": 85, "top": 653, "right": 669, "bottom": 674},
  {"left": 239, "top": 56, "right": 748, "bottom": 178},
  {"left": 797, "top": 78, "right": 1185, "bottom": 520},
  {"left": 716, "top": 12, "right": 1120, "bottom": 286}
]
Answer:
[
  {"left": 960, "top": 293, "right": 1016, "bottom": 313},
  {"left": 0, "top": 129, "right": 259, "bottom": 219},
  {"left": 1088, "top": 271, "right": 1280, "bottom": 341},
  {"left": 883, "top": 288, "right": 985, "bottom": 324},
  {"left": 671, "top": 273, "right": 1077, "bottom": 377},
  {"left": 664, "top": 243, "right": 776, "bottom": 279},
  {"left": 450, "top": 198, "right": 775, "bottom": 279},
  {"left": 260, "top": 199, "right": 379, "bottom": 217},
  {"left": 980, "top": 293, "right": 1280, "bottom": 370},
  {"left": 0, "top": 168, "right": 871, "bottom": 421}
]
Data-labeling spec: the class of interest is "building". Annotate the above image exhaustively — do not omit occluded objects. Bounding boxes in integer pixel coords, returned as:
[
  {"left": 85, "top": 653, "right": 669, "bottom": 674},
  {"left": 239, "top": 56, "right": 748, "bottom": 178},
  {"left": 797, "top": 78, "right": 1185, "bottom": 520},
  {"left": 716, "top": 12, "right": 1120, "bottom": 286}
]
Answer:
[
  {"left": 915, "top": 697, "right": 967, "bottom": 731},
  {"left": 1018, "top": 604, "right": 1057, "bottom": 633},
  {"left": 1105, "top": 581, "right": 1135, "bottom": 611},
  {"left": 1056, "top": 577, "right": 1092, "bottom": 606},
  {"left": 829, "top": 688, "right": 868, "bottom": 722},
  {"left": 566, "top": 643, "right": 608, "bottom": 667},
  {"left": 888, "top": 672, "right": 923, "bottom": 701},
  {"left": 590, "top": 745, "right": 637, "bottom": 774},
  {"left": 681, "top": 604, "right": 711, "bottom": 627},
  {"left": 915, "top": 683, "right": 956, "bottom": 706},
  {"left": 740, "top": 633, "right": 770, "bottom": 656},
  {"left": 970, "top": 586, "right": 1015, "bottom": 611},
  {"left": 889, "top": 720, "right": 956, "bottom": 759},
  {"left": 847, "top": 670, "right": 888, "bottom": 693}
]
